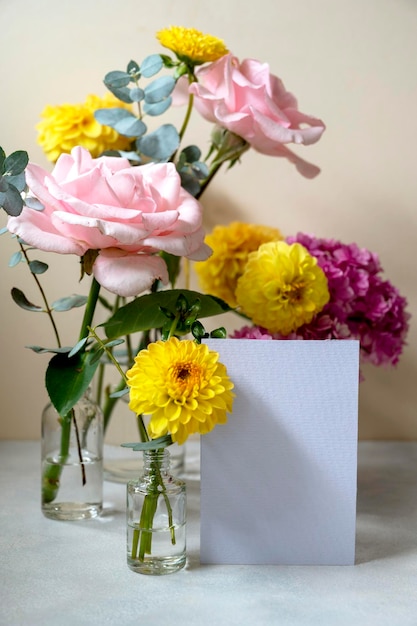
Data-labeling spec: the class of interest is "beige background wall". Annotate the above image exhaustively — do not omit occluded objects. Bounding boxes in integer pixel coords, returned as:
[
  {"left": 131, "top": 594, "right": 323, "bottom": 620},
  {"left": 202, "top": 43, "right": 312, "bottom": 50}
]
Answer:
[{"left": 0, "top": 0, "right": 415, "bottom": 440}]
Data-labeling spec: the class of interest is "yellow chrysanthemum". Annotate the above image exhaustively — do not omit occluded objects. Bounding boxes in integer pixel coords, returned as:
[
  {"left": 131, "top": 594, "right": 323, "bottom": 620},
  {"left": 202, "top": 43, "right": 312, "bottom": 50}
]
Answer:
[
  {"left": 36, "top": 93, "right": 132, "bottom": 162},
  {"left": 126, "top": 337, "right": 235, "bottom": 445},
  {"left": 195, "top": 222, "right": 283, "bottom": 307},
  {"left": 156, "top": 26, "right": 228, "bottom": 65},
  {"left": 235, "top": 241, "right": 330, "bottom": 335}
]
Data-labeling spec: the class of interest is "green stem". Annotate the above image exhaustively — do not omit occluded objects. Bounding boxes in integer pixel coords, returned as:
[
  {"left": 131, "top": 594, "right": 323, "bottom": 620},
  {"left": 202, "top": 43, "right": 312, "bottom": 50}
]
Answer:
[
  {"left": 79, "top": 277, "right": 101, "bottom": 341},
  {"left": 178, "top": 91, "right": 194, "bottom": 141},
  {"left": 42, "top": 276, "right": 102, "bottom": 503},
  {"left": 132, "top": 450, "right": 176, "bottom": 562},
  {"left": 42, "top": 411, "right": 72, "bottom": 503},
  {"left": 196, "top": 159, "right": 224, "bottom": 200}
]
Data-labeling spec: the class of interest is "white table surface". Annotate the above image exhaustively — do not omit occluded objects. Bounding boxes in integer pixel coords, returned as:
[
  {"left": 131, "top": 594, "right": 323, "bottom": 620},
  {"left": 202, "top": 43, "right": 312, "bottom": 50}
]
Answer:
[{"left": 1, "top": 440, "right": 417, "bottom": 626}]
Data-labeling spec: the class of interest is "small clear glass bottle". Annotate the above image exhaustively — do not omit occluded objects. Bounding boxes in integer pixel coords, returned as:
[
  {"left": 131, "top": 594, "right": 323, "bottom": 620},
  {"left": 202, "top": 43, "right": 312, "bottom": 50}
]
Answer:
[
  {"left": 41, "top": 389, "right": 103, "bottom": 521},
  {"left": 127, "top": 448, "right": 186, "bottom": 575}
]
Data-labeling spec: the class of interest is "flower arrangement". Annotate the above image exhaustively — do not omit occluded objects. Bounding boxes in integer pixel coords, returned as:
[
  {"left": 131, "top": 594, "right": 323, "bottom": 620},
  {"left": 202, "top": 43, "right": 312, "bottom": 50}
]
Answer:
[
  {"left": 0, "top": 24, "right": 407, "bottom": 569},
  {"left": 0, "top": 23, "right": 327, "bottom": 546}
]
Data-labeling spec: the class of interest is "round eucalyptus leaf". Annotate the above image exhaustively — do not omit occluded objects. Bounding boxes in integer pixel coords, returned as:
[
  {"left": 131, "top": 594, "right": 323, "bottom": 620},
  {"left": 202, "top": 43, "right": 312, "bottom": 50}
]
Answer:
[
  {"left": 179, "top": 171, "right": 201, "bottom": 197},
  {"left": 29, "top": 260, "right": 48, "bottom": 274},
  {"left": 129, "top": 87, "right": 145, "bottom": 102},
  {"left": 11, "top": 287, "right": 43, "bottom": 312},
  {"left": 137, "top": 124, "right": 180, "bottom": 161},
  {"left": 24, "top": 197, "right": 44, "bottom": 211},
  {"left": 3, "top": 150, "right": 28, "bottom": 176},
  {"left": 51, "top": 294, "right": 88, "bottom": 312},
  {"left": 106, "top": 85, "right": 134, "bottom": 104},
  {"left": 181, "top": 145, "right": 201, "bottom": 163},
  {"left": 104, "top": 70, "right": 131, "bottom": 88},
  {"left": 1, "top": 186, "right": 24, "bottom": 216},
  {"left": 140, "top": 54, "right": 163, "bottom": 78},
  {"left": 6, "top": 172, "right": 26, "bottom": 192},
  {"left": 144, "top": 75, "right": 176, "bottom": 104},
  {"left": 8, "top": 251, "right": 22, "bottom": 267},
  {"left": 127, "top": 59, "right": 140, "bottom": 77},
  {"left": 143, "top": 98, "right": 172, "bottom": 117}
]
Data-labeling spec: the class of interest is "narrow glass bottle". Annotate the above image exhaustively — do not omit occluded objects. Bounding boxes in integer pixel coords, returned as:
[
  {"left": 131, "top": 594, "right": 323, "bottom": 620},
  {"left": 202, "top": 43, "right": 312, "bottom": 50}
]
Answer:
[
  {"left": 127, "top": 448, "right": 186, "bottom": 575},
  {"left": 41, "top": 389, "right": 103, "bottom": 521}
]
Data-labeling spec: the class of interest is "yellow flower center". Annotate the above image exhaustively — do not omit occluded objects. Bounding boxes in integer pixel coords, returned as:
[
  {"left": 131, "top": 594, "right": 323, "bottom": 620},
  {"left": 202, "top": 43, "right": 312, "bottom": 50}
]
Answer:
[{"left": 169, "top": 361, "right": 202, "bottom": 399}]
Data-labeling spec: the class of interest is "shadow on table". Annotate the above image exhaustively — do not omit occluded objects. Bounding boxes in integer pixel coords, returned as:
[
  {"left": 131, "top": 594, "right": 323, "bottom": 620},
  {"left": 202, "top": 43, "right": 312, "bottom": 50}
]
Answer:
[{"left": 355, "top": 447, "right": 417, "bottom": 564}]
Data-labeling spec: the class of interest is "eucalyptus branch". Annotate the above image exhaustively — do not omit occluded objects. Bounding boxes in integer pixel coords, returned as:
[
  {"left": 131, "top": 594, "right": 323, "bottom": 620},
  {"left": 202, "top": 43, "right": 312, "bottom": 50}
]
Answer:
[{"left": 19, "top": 242, "right": 62, "bottom": 348}]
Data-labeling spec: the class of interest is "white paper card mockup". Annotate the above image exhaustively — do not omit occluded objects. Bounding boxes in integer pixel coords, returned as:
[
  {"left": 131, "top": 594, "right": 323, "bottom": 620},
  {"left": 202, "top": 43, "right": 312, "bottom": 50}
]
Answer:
[{"left": 200, "top": 339, "right": 359, "bottom": 565}]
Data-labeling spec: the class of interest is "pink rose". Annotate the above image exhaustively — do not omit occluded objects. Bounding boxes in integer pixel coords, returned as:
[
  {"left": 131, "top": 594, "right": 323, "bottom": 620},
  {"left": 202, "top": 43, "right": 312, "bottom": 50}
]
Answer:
[
  {"left": 8, "top": 147, "right": 210, "bottom": 297},
  {"left": 189, "top": 54, "right": 325, "bottom": 178}
]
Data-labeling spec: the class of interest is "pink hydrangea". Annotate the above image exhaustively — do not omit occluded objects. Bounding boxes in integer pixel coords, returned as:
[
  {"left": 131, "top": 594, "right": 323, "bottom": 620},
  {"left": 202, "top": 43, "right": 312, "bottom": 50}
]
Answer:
[{"left": 232, "top": 233, "right": 409, "bottom": 369}]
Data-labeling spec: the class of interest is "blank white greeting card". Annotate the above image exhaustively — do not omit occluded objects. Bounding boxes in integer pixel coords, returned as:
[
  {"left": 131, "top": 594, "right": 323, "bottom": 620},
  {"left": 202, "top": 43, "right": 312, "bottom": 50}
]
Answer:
[{"left": 200, "top": 339, "right": 359, "bottom": 565}]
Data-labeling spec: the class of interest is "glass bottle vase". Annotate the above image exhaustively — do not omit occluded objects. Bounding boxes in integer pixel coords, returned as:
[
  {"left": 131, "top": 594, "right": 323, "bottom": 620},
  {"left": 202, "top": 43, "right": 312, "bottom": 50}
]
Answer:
[
  {"left": 41, "top": 388, "right": 103, "bottom": 521},
  {"left": 127, "top": 448, "right": 186, "bottom": 575}
]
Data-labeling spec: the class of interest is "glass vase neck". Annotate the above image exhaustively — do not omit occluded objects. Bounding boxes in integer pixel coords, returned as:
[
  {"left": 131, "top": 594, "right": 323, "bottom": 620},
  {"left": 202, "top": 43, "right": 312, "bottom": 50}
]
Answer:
[{"left": 142, "top": 448, "right": 171, "bottom": 472}]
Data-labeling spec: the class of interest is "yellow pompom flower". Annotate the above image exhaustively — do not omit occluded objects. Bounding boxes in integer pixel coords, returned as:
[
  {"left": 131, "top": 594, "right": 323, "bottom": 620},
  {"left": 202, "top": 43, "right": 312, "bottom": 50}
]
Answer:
[
  {"left": 156, "top": 26, "right": 228, "bottom": 65},
  {"left": 235, "top": 241, "right": 330, "bottom": 335},
  {"left": 126, "top": 337, "right": 235, "bottom": 445},
  {"left": 36, "top": 93, "right": 133, "bottom": 162},
  {"left": 195, "top": 222, "right": 283, "bottom": 307}
]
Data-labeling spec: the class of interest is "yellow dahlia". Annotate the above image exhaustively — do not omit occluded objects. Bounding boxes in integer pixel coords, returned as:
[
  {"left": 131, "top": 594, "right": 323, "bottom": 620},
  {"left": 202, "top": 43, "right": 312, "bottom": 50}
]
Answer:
[
  {"left": 126, "top": 337, "right": 235, "bottom": 444},
  {"left": 235, "top": 241, "right": 330, "bottom": 335},
  {"left": 156, "top": 26, "right": 228, "bottom": 65},
  {"left": 36, "top": 93, "right": 132, "bottom": 162},
  {"left": 195, "top": 222, "right": 283, "bottom": 307}
]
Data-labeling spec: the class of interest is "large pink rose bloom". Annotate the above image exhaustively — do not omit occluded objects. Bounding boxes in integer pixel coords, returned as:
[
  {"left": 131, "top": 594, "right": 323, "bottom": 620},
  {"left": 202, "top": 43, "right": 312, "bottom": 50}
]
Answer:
[
  {"left": 189, "top": 54, "right": 325, "bottom": 178},
  {"left": 7, "top": 147, "right": 211, "bottom": 297}
]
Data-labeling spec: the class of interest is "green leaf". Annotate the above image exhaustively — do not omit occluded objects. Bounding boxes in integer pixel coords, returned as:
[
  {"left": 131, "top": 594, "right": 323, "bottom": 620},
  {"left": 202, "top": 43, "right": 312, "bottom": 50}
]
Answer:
[
  {"left": 210, "top": 327, "right": 227, "bottom": 339},
  {"left": 0, "top": 185, "right": 24, "bottom": 216},
  {"left": 68, "top": 337, "right": 88, "bottom": 358},
  {"left": 144, "top": 75, "right": 176, "bottom": 104},
  {"left": 192, "top": 161, "right": 209, "bottom": 179},
  {"left": 8, "top": 251, "right": 22, "bottom": 267},
  {"left": 105, "top": 85, "right": 134, "bottom": 104},
  {"left": 127, "top": 59, "right": 140, "bottom": 77},
  {"left": 0, "top": 147, "right": 5, "bottom": 171},
  {"left": 179, "top": 171, "right": 200, "bottom": 197},
  {"left": 104, "top": 289, "right": 232, "bottom": 339},
  {"left": 29, "top": 260, "right": 48, "bottom": 274},
  {"left": 137, "top": 124, "right": 179, "bottom": 161},
  {"left": 140, "top": 54, "right": 163, "bottom": 78},
  {"left": 45, "top": 351, "right": 101, "bottom": 415},
  {"left": 160, "top": 251, "right": 181, "bottom": 287},
  {"left": 181, "top": 145, "right": 201, "bottom": 163},
  {"left": 27, "top": 345, "right": 73, "bottom": 354},
  {"left": 129, "top": 87, "right": 145, "bottom": 102},
  {"left": 142, "top": 98, "right": 172, "bottom": 117},
  {"left": 3, "top": 150, "right": 28, "bottom": 176},
  {"left": 24, "top": 196, "right": 44, "bottom": 211},
  {"left": 11, "top": 287, "right": 43, "bottom": 312},
  {"left": 104, "top": 70, "right": 131, "bottom": 88},
  {"left": 51, "top": 294, "right": 88, "bottom": 312},
  {"left": 6, "top": 172, "right": 26, "bottom": 192},
  {"left": 109, "top": 387, "right": 129, "bottom": 399},
  {"left": 94, "top": 108, "right": 147, "bottom": 137},
  {"left": 121, "top": 434, "right": 173, "bottom": 451}
]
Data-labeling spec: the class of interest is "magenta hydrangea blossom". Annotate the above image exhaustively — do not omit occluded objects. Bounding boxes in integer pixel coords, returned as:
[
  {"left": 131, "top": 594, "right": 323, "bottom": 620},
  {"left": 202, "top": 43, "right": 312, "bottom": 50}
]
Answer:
[{"left": 232, "top": 233, "right": 410, "bottom": 368}]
